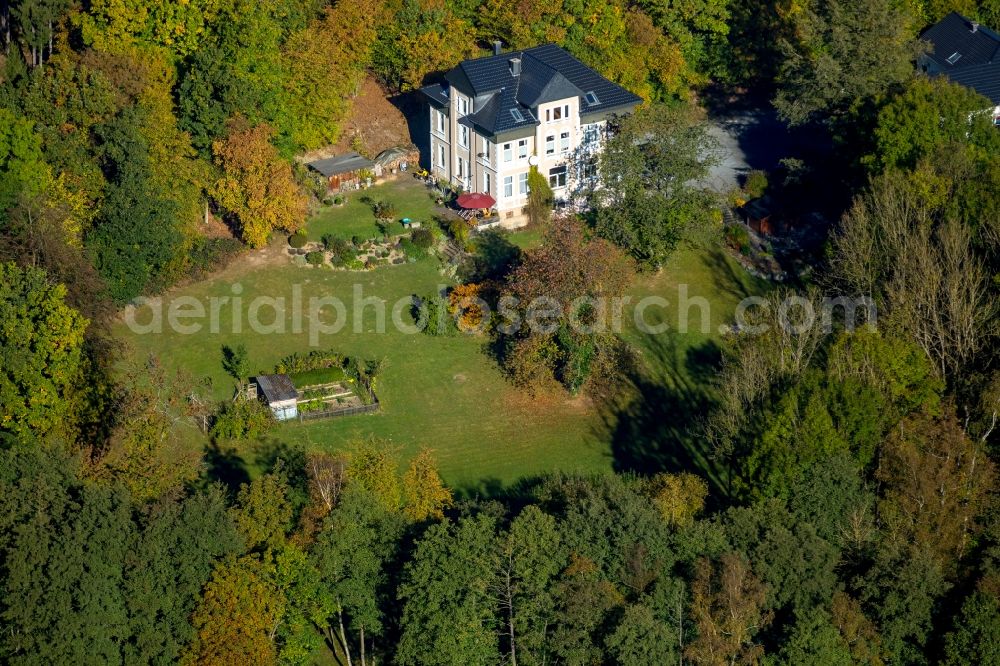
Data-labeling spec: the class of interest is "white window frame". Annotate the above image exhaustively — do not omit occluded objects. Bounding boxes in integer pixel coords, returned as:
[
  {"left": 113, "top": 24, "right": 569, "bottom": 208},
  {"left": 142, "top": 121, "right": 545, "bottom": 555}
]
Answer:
[
  {"left": 545, "top": 135, "right": 555, "bottom": 155},
  {"left": 482, "top": 136, "right": 491, "bottom": 163},
  {"left": 435, "top": 109, "right": 445, "bottom": 133},
  {"left": 549, "top": 165, "right": 567, "bottom": 189},
  {"left": 560, "top": 131, "right": 570, "bottom": 153},
  {"left": 459, "top": 125, "right": 469, "bottom": 148},
  {"left": 504, "top": 175, "right": 513, "bottom": 197},
  {"left": 458, "top": 97, "right": 469, "bottom": 116},
  {"left": 583, "top": 123, "right": 600, "bottom": 146},
  {"left": 517, "top": 139, "right": 528, "bottom": 159},
  {"left": 484, "top": 172, "right": 491, "bottom": 194},
  {"left": 503, "top": 142, "right": 512, "bottom": 162},
  {"left": 517, "top": 172, "right": 528, "bottom": 195},
  {"left": 437, "top": 144, "right": 445, "bottom": 168},
  {"left": 457, "top": 156, "right": 465, "bottom": 178}
]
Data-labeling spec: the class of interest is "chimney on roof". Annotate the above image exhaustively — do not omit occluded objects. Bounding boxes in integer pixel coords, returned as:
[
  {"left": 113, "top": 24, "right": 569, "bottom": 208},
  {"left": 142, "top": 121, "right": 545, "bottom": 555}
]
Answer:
[
  {"left": 510, "top": 57, "right": 521, "bottom": 77},
  {"left": 972, "top": 21, "right": 980, "bottom": 33},
  {"left": 493, "top": 40, "right": 503, "bottom": 55}
]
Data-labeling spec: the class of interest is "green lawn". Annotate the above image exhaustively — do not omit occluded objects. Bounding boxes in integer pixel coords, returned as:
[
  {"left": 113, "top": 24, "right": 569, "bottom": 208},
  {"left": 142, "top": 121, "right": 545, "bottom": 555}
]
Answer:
[
  {"left": 118, "top": 215, "right": 767, "bottom": 491},
  {"left": 307, "top": 176, "right": 441, "bottom": 242}
]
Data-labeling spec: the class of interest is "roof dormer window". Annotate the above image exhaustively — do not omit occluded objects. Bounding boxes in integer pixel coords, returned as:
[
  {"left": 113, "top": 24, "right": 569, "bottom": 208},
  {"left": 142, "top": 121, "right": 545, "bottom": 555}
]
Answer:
[{"left": 584, "top": 91, "right": 600, "bottom": 106}]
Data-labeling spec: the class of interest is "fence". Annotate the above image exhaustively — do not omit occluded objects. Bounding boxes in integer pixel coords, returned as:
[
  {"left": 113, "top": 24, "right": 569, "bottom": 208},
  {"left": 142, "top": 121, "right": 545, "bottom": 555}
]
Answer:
[{"left": 297, "top": 400, "right": 380, "bottom": 422}]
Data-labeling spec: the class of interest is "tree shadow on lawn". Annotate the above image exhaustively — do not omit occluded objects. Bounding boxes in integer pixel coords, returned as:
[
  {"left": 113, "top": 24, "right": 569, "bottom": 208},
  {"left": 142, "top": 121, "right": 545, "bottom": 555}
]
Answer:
[
  {"left": 700, "top": 246, "right": 764, "bottom": 306},
  {"left": 204, "top": 441, "right": 251, "bottom": 495},
  {"left": 598, "top": 329, "right": 729, "bottom": 498}
]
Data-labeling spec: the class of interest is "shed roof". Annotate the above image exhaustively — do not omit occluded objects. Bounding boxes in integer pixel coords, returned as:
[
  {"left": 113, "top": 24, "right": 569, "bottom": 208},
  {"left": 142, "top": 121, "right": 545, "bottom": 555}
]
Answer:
[
  {"left": 255, "top": 374, "right": 298, "bottom": 403},
  {"left": 308, "top": 152, "right": 375, "bottom": 177}
]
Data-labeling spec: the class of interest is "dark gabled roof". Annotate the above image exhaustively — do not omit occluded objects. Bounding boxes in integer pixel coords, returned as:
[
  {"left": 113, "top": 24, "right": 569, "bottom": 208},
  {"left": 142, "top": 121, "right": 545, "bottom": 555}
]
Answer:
[
  {"left": 922, "top": 12, "right": 1000, "bottom": 70},
  {"left": 943, "top": 61, "right": 1000, "bottom": 103},
  {"left": 307, "top": 152, "right": 374, "bottom": 177},
  {"left": 421, "top": 43, "right": 641, "bottom": 138},
  {"left": 255, "top": 374, "right": 297, "bottom": 404},
  {"left": 516, "top": 55, "right": 585, "bottom": 107},
  {"left": 422, "top": 83, "right": 450, "bottom": 109}
]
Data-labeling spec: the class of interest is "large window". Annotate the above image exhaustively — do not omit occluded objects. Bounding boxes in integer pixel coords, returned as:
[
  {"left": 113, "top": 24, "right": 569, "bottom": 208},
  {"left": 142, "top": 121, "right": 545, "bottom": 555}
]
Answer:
[
  {"left": 459, "top": 125, "right": 469, "bottom": 148},
  {"left": 482, "top": 137, "right": 491, "bottom": 163},
  {"left": 504, "top": 175, "right": 513, "bottom": 197},
  {"left": 503, "top": 142, "right": 512, "bottom": 162},
  {"left": 457, "top": 156, "right": 465, "bottom": 178},
  {"left": 545, "top": 135, "right": 555, "bottom": 155},
  {"left": 582, "top": 157, "right": 597, "bottom": 180},
  {"left": 484, "top": 172, "right": 492, "bottom": 194},
  {"left": 518, "top": 172, "right": 528, "bottom": 194},
  {"left": 437, "top": 144, "right": 445, "bottom": 167},
  {"left": 552, "top": 106, "right": 562, "bottom": 121},
  {"left": 560, "top": 131, "right": 570, "bottom": 153},
  {"left": 549, "top": 165, "right": 567, "bottom": 189},
  {"left": 435, "top": 109, "right": 445, "bottom": 133},
  {"left": 583, "top": 123, "right": 600, "bottom": 146},
  {"left": 518, "top": 139, "right": 528, "bottom": 158},
  {"left": 458, "top": 97, "right": 469, "bottom": 116}
]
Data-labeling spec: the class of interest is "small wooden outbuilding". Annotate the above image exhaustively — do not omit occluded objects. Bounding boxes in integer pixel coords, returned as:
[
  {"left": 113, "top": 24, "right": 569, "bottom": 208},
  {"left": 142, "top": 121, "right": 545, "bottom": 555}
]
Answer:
[
  {"left": 253, "top": 374, "right": 299, "bottom": 421},
  {"left": 308, "top": 152, "right": 376, "bottom": 191},
  {"left": 743, "top": 197, "right": 775, "bottom": 236}
]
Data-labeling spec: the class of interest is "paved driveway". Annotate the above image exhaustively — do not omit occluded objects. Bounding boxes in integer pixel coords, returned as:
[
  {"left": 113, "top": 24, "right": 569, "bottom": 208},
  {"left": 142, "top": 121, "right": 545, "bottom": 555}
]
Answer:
[{"left": 703, "top": 110, "right": 829, "bottom": 193}]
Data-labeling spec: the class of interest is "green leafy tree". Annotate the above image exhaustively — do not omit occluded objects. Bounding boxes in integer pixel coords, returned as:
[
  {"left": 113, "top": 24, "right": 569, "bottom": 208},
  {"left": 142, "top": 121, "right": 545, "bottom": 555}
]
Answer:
[
  {"left": 0, "top": 480, "right": 134, "bottom": 663},
  {"left": 222, "top": 343, "right": 250, "bottom": 383},
  {"left": 124, "top": 486, "right": 244, "bottom": 664},
  {"left": 0, "top": 106, "right": 48, "bottom": 214},
  {"left": 774, "top": 0, "right": 923, "bottom": 125},
  {"left": 397, "top": 513, "right": 500, "bottom": 665},
  {"left": 0, "top": 262, "right": 87, "bottom": 442},
  {"left": 869, "top": 76, "right": 1000, "bottom": 172},
  {"left": 231, "top": 470, "right": 294, "bottom": 551},
  {"left": 591, "top": 104, "right": 719, "bottom": 268},
  {"left": 312, "top": 485, "right": 405, "bottom": 665},
  {"left": 943, "top": 589, "right": 1000, "bottom": 666},
  {"left": 86, "top": 106, "right": 185, "bottom": 302}
]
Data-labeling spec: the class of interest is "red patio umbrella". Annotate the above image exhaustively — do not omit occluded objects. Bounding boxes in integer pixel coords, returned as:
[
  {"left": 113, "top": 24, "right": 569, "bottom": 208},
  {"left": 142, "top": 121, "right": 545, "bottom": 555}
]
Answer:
[{"left": 455, "top": 192, "right": 497, "bottom": 209}]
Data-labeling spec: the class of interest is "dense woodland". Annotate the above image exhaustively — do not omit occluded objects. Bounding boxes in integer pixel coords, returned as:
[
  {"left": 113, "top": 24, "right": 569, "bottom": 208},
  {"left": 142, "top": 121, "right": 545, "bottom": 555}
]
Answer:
[{"left": 3, "top": 0, "right": 1000, "bottom": 664}]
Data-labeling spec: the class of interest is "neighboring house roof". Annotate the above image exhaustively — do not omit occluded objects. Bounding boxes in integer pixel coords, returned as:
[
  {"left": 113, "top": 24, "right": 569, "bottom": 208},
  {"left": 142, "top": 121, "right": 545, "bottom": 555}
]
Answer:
[
  {"left": 255, "top": 374, "right": 298, "bottom": 404},
  {"left": 945, "top": 61, "right": 1000, "bottom": 104},
  {"left": 307, "top": 152, "right": 374, "bottom": 177},
  {"left": 922, "top": 12, "right": 1000, "bottom": 71},
  {"left": 422, "top": 44, "right": 642, "bottom": 137}
]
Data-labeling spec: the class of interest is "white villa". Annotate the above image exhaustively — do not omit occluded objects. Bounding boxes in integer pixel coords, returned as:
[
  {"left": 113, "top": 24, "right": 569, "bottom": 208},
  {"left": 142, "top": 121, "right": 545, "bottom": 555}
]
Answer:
[{"left": 421, "top": 43, "right": 642, "bottom": 227}]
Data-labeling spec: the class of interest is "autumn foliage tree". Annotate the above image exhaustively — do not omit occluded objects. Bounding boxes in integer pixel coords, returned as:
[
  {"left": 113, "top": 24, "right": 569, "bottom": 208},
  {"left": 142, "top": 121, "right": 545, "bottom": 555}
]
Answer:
[
  {"left": 501, "top": 216, "right": 634, "bottom": 393},
  {"left": 212, "top": 118, "right": 307, "bottom": 248},
  {"left": 685, "top": 554, "right": 773, "bottom": 666},
  {"left": 402, "top": 449, "right": 453, "bottom": 522}
]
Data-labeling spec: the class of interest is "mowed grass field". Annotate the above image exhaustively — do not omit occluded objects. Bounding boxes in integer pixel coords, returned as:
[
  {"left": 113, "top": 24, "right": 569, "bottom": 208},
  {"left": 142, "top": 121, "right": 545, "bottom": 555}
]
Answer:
[
  {"left": 307, "top": 176, "right": 441, "bottom": 242},
  {"left": 118, "top": 180, "right": 768, "bottom": 490}
]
